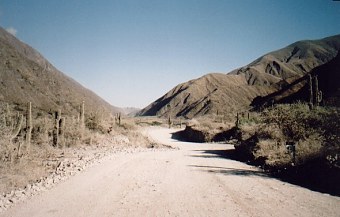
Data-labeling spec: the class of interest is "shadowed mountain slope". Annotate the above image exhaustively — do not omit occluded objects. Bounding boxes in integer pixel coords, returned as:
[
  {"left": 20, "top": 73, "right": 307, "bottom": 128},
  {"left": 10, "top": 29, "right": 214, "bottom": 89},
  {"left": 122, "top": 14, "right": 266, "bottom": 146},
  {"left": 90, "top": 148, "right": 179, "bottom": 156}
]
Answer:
[
  {"left": 139, "top": 34, "right": 340, "bottom": 118},
  {"left": 230, "top": 34, "right": 340, "bottom": 86},
  {"left": 251, "top": 51, "right": 340, "bottom": 108},
  {"left": 0, "top": 27, "right": 121, "bottom": 115}
]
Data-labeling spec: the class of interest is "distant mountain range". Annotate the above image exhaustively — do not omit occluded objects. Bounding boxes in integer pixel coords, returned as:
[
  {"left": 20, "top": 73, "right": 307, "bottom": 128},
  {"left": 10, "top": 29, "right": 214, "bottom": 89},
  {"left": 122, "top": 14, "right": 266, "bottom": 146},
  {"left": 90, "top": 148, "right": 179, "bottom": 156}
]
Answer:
[
  {"left": 0, "top": 27, "right": 121, "bottom": 116},
  {"left": 138, "top": 34, "right": 340, "bottom": 118}
]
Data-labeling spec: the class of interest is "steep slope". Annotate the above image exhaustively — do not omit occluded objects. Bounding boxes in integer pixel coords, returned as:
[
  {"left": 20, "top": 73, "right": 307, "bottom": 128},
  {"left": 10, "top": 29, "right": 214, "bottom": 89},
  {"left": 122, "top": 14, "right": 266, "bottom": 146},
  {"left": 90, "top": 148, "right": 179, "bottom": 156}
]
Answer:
[
  {"left": 0, "top": 27, "right": 121, "bottom": 115},
  {"left": 251, "top": 51, "right": 340, "bottom": 108},
  {"left": 139, "top": 35, "right": 340, "bottom": 118},
  {"left": 139, "top": 73, "right": 275, "bottom": 118},
  {"left": 230, "top": 35, "right": 340, "bottom": 86}
]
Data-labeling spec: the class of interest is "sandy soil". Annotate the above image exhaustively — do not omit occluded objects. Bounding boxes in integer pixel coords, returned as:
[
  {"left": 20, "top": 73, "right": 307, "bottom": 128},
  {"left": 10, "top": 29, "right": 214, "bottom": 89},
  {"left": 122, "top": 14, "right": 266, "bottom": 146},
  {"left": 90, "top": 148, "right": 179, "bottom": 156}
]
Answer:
[{"left": 1, "top": 127, "right": 339, "bottom": 217}]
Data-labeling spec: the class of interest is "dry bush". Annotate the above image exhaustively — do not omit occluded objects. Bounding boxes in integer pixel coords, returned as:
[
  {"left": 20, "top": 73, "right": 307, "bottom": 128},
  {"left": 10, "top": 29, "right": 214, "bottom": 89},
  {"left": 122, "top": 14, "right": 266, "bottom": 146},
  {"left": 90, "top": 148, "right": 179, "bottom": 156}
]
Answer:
[
  {"left": 63, "top": 116, "right": 83, "bottom": 147},
  {"left": 256, "top": 124, "right": 285, "bottom": 142},
  {"left": 296, "top": 133, "right": 324, "bottom": 165},
  {"left": 237, "top": 103, "right": 340, "bottom": 168},
  {"left": 254, "top": 139, "right": 291, "bottom": 167},
  {"left": 32, "top": 116, "right": 52, "bottom": 146},
  {"left": 179, "top": 117, "right": 235, "bottom": 143},
  {"left": 134, "top": 116, "right": 167, "bottom": 127},
  {"left": 190, "top": 117, "right": 234, "bottom": 131}
]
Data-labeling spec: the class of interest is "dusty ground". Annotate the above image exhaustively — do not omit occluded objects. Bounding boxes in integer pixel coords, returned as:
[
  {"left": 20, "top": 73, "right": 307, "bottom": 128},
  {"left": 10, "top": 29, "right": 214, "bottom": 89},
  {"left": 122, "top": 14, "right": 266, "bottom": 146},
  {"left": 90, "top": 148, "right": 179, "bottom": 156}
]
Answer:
[{"left": 1, "top": 127, "right": 339, "bottom": 217}]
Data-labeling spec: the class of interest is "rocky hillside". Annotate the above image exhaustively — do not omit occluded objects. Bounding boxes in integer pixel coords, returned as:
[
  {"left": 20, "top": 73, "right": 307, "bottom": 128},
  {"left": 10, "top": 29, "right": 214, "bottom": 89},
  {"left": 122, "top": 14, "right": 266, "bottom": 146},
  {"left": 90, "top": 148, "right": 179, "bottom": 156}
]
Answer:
[
  {"left": 0, "top": 27, "right": 121, "bottom": 116},
  {"left": 251, "top": 51, "right": 340, "bottom": 108},
  {"left": 139, "top": 34, "right": 340, "bottom": 118},
  {"left": 230, "top": 34, "right": 340, "bottom": 86}
]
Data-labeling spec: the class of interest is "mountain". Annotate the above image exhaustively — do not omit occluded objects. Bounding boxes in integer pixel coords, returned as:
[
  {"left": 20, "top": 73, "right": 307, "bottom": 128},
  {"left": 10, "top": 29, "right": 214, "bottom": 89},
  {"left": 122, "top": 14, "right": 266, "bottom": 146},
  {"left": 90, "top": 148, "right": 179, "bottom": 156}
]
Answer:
[
  {"left": 0, "top": 27, "right": 121, "bottom": 116},
  {"left": 139, "top": 73, "right": 275, "bottom": 118},
  {"left": 230, "top": 34, "right": 340, "bottom": 86},
  {"left": 251, "top": 51, "right": 340, "bottom": 108},
  {"left": 139, "top": 34, "right": 340, "bottom": 118}
]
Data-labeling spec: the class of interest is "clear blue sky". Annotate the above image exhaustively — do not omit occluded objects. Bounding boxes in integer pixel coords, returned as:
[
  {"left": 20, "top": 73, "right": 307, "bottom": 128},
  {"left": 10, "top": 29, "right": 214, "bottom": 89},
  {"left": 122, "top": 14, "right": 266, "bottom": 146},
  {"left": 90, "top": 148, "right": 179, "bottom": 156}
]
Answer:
[{"left": 1, "top": 0, "right": 340, "bottom": 108}]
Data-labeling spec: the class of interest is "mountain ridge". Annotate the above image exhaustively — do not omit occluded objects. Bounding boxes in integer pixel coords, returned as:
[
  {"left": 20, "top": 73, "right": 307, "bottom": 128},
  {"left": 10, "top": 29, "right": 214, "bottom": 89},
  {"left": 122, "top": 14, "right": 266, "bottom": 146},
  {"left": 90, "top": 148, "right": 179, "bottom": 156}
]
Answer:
[
  {"left": 0, "top": 26, "right": 121, "bottom": 116},
  {"left": 139, "top": 34, "right": 340, "bottom": 118}
]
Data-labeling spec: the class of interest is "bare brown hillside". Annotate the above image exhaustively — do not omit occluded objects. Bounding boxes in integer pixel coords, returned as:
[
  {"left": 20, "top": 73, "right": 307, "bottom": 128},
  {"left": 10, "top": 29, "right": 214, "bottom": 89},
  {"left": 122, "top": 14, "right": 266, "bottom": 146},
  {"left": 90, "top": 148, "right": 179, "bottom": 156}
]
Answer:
[
  {"left": 251, "top": 51, "right": 340, "bottom": 108},
  {"left": 231, "top": 35, "right": 340, "bottom": 85},
  {"left": 139, "top": 73, "right": 275, "bottom": 118},
  {"left": 0, "top": 27, "right": 121, "bottom": 115},
  {"left": 139, "top": 35, "right": 340, "bottom": 118}
]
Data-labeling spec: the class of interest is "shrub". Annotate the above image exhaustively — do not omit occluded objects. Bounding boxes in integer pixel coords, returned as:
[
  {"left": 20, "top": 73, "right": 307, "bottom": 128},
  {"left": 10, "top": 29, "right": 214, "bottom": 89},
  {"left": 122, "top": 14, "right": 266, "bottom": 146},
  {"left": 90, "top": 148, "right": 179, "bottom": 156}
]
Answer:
[
  {"left": 237, "top": 103, "right": 340, "bottom": 168},
  {"left": 254, "top": 139, "right": 291, "bottom": 167}
]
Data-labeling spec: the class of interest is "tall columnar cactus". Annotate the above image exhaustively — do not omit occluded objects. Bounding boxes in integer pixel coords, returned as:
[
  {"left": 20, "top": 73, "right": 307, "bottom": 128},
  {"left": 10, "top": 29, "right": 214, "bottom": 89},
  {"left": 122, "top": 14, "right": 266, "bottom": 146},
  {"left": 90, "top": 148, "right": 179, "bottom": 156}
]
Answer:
[
  {"left": 80, "top": 101, "right": 85, "bottom": 139},
  {"left": 53, "top": 109, "right": 61, "bottom": 147},
  {"left": 308, "top": 74, "right": 313, "bottom": 109},
  {"left": 80, "top": 101, "right": 85, "bottom": 126},
  {"left": 11, "top": 113, "right": 23, "bottom": 141},
  {"left": 59, "top": 117, "right": 65, "bottom": 148},
  {"left": 15, "top": 113, "right": 24, "bottom": 158},
  {"left": 235, "top": 112, "right": 240, "bottom": 128},
  {"left": 313, "top": 75, "right": 320, "bottom": 106},
  {"left": 168, "top": 115, "right": 172, "bottom": 129},
  {"left": 26, "top": 102, "right": 32, "bottom": 152},
  {"left": 115, "top": 113, "right": 121, "bottom": 126},
  {"left": 317, "top": 90, "right": 323, "bottom": 105}
]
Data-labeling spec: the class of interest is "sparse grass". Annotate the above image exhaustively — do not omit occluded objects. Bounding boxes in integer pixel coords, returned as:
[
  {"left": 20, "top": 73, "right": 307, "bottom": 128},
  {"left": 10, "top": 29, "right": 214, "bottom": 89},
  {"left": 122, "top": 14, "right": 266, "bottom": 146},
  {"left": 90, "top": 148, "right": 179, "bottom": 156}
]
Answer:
[{"left": 0, "top": 104, "right": 164, "bottom": 194}]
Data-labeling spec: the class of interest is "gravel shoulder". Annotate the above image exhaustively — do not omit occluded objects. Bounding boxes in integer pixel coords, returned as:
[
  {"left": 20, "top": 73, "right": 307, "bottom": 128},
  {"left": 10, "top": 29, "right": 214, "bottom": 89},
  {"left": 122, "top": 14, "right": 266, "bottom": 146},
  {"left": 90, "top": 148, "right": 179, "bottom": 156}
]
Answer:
[{"left": 1, "top": 127, "right": 339, "bottom": 217}]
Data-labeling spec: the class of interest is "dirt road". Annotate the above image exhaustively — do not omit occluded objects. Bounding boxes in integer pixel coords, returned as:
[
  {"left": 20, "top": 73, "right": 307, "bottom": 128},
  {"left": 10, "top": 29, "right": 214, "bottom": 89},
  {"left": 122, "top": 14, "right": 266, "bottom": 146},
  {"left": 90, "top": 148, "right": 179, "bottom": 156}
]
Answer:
[{"left": 1, "top": 128, "right": 339, "bottom": 217}]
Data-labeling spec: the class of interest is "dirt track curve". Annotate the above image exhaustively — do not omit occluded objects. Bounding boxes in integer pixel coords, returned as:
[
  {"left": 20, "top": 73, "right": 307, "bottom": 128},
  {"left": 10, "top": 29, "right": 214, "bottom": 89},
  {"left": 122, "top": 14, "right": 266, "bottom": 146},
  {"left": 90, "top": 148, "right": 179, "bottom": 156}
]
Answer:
[{"left": 1, "top": 128, "right": 339, "bottom": 217}]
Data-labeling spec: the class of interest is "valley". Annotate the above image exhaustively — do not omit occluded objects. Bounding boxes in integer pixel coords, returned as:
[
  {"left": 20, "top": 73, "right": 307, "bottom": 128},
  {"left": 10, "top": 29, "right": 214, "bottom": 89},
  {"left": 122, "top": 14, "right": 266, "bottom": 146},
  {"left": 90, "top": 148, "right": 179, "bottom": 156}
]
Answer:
[{"left": 1, "top": 128, "right": 338, "bottom": 217}]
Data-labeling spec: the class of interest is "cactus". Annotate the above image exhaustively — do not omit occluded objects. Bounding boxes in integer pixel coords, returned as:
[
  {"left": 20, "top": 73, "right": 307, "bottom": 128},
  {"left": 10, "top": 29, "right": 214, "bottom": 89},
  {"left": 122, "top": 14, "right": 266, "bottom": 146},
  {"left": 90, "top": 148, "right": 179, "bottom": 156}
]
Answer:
[
  {"left": 11, "top": 113, "right": 23, "bottom": 141},
  {"left": 317, "top": 90, "right": 323, "bottom": 105},
  {"left": 80, "top": 101, "right": 85, "bottom": 139},
  {"left": 118, "top": 113, "right": 121, "bottom": 126},
  {"left": 168, "top": 116, "right": 172, "bottom": 129},
  {"left": 235, "top": 112, "right": 240, "bottom": 128},
  {"left": 53, "top": 109, "right": 61, "bottom": 147},
  {"left": 80, "top": 101, "right": 85, "bottom": 127},
  {"left": 26, "top": 102, "right": 32, "bottom": 152},
  {"left": 14, "top": 113, "right": 24, "bottom": 158},
  {"left": 313, "top": 75, "right": 319, "bottom": 106},
  {"left": 308, "top": 74, "right": 313, "bottom": 110},
  {"left": 59, "top": 117, "right": 65, "bottom": 148},
  {"left": 115, "top": 113, "right": 121, "bottom": 126}
]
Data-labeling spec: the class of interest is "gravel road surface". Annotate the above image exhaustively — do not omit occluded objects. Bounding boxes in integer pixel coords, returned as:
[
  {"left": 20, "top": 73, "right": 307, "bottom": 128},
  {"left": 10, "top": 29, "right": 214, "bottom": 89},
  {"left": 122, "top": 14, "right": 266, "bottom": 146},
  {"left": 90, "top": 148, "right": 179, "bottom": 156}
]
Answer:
[{"left": 1, "top": 128, "right": 339, "bottom": 217}]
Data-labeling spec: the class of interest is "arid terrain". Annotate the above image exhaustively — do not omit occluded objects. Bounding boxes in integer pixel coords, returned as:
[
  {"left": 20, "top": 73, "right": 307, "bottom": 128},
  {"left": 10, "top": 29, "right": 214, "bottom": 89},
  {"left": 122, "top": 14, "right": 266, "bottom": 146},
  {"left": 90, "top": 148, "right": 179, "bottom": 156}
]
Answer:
[
  {"left": 0, "top": 127, "right": 338, "bottom": 217},
  {"left": 0, "top": 17, "right": 339, "bottom": 217},
  {"left": 139, "top": 35, "right": 340, "bottom": 118}
]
